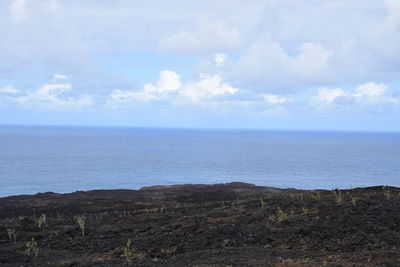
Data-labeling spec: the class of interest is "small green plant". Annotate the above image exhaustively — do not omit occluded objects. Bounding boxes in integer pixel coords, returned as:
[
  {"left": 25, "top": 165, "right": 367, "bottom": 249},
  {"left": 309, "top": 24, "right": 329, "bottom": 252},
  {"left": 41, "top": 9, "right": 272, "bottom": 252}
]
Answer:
[
  {"left": 75, "top": 214, "right": 86, "bottom": 237},
  {"left": 259, "top": 198, "right": 266, "bottom": 209},
  {"left": 333, "top": 189, "right": 343, "bottom": 204},
  {"left": 6, "top": 227, "right": 17, "bottom": 242},
  {"left": 346, "top": 192, "right": 357, "bottom": 207},
  {"left": 311, "top": 193, "right": 321, "bottom": 200},
  {"left": 383, "top": 186, "right": 390, "bottom": 200},
  {"left": 124, "top": 239, "right": 134, "bottom": 266},
  {"left": 351, "top": 197, "right": 357, "bottom": 207},
  {"left": 269, "top": 208, "right": 288, "bottom": 222},
  {"left": 35, "top": 214, "right": 47, "bottom": 229},
  {"left": 302, "top": 207, "right": 309, "bottom": 213},
  {"left": 161, "top": 247, "right": 177, "bottom": 257},
  {"left": 25, "top": 237, "right": 39, "bottom": 257}
]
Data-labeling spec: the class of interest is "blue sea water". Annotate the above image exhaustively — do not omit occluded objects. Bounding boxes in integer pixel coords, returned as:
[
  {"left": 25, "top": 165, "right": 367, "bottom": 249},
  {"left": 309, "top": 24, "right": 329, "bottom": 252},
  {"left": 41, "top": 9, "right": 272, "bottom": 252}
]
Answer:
[{"left": 0, "top": 125, "right": 399, "bottom": 197}]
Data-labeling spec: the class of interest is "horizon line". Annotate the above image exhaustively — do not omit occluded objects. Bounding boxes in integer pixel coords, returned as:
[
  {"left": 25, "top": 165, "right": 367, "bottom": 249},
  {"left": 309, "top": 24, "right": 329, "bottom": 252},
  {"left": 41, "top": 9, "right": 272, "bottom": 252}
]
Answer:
[{"left": 0, "top": 123, "right": 399, "bottom": 134}]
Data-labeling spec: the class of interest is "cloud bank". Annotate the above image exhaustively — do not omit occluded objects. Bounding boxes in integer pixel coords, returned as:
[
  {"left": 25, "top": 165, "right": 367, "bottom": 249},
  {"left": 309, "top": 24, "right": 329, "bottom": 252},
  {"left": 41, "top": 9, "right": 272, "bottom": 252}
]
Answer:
[{"left": 0, "top": 0, "right": 399, "bottom": 130}]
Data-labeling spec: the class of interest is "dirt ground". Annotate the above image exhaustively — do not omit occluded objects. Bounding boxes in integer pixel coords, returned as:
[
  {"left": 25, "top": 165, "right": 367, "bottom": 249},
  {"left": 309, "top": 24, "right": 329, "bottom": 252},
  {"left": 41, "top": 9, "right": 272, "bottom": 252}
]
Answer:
[{"left": 0, "top": 182, "right": 399, "bottom": 266}]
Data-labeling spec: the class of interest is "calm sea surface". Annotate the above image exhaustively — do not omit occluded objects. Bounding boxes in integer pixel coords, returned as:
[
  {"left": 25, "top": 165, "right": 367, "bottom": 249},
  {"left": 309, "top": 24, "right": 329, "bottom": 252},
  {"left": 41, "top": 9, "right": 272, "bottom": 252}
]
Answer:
[{"left": 0, "top": 126, "right": 399, "bottom": 196}]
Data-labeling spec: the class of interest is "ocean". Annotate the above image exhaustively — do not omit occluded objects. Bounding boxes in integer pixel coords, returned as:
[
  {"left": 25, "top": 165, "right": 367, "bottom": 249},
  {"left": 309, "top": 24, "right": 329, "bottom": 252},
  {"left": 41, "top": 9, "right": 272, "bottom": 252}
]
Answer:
[{"left": 0, "top": 125, "right": 399, "bottom": 197}]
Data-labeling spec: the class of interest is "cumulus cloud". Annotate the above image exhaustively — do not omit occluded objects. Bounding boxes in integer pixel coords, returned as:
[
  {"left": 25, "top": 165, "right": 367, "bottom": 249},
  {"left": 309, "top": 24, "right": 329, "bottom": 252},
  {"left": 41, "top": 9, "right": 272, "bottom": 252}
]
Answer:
[
  {"left": 229, "top": 41, "right": 332, "bottom": 90},
  {"left": 354, "top": 83, "right": 386, "bottom": 97},
  {"left": 2, "top": 0, "right": 400, "bottom": 92},
  {"left": 352, "top": 83, "right": 400, "bottom": 105},
  {"left": 16, "top": 83, "right": 93, "bottom": 110},
  {"left": 1, "top": 0, "right": 400, "bottom": 129},
  {"left": 0, "top": 85, "right": 19, "bottom": 94},
  {"left": 314, "top": 88, "right": 346, "bottom": 103},
  {"left": 313, "top": 82, "right": 400, "bottom": 106},
  {"left": 108, "top": 70, "right": 238, "bottom": 107},
  {"left": 216, "top": 0, "right": 400, "bottom": 91},
  {"left": 107, "top": 69, "right": 299, "bottom": 116},
  {"left": 143, "top": 70, "right": 182, "bottom": 94}
]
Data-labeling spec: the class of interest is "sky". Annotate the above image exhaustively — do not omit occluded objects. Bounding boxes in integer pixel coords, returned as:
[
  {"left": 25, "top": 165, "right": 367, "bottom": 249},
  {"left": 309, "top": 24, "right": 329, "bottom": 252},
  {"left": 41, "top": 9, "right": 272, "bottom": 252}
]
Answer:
[{"left": 0, "top": 0, "right": 399, "bottom": 131}]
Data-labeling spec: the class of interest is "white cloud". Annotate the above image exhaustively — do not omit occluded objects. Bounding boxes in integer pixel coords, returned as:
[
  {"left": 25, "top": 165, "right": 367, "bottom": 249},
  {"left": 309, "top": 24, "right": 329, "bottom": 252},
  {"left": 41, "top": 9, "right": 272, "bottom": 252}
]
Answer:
[
  {"left": 1, "top": 0, "right": 400, "bottom": 126},
  {"left": 143, "top": 70, "right": 181, "bottom": 94},
  {"left": 214, "top": 53, "right": 226, "bottom": 67},
  {"left": 352, "top": 83, "right": 400, "bottom": 105},
  {"left": 313, "top": 82, "right": 400, "bottom": 106},
  {"left": 263, "top": 94, "right": 293, "bottom": 105},
  {"left": 354, "top": 82, "right": 386, "bottom": 97},
  {"left": 182, "top": 74, "right": 237, "bottom": 102},
  {"left": 111, "top": 89, "right": 144, "bottom": 101},
  {"left": 16, "top": 83, "right": 93, "bottom": 110},
  {"left": 53, "top": 74, "right": 68, "bottom": 80},
  {"left": 297, "top": 43, "right": 332, "bottom": 75},
  {"left": 314, "top": 88, "right": 346, "bottom": 103},
  {"left": 1, "top": 0, "right": 400, "bottom": 94},
  {"left": 230, "top": 41, "right": 332, "bottom": 90},
  {"left": 158, "top": 23, "right": 243, "bottom": 55},
  {"left": 216, "top": 0, "right": 400, "bottom": 91},
  {"left": 108, "top": 70, "right": 238, "bottom": 106},
  {"left": 0, "top": 85, "right": 19, "bottom": 94}
]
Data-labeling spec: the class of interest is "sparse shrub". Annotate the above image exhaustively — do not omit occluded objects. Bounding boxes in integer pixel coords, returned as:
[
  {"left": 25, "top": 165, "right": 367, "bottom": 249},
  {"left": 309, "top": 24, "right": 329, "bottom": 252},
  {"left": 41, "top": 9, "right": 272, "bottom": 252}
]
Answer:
[
  {"left": 75, "top": 214, "right": 86, "bottom": 237},
  {"left": 6, "top": 227, "right": 17, "bottom": 242},
  {"left": 34, "top": 214, "right": 47, "bottom": 229},
  {"left": 161, "top": 247, "right": 177, "bottom": 257},
  {"left": 124, "top": 239, "right": 134, "bottom": 266},
  {"left": 259, "top": 198, "right": 266, "bottom": 209},
  {"left": 302, "top": 207, "right": 309, "bottom": 213},
  {"left": 311, "top": 193, "right": 321, "bottom": 200},
  {"left": 276, "top": 208, "right": 288, "bottom": 221},
  {"left": 351, "top": 197, "right": 357, "bottom": 207},
  {"left": 347, "top": 192, "right": 357, "bottom": 207},
  {"left": 25, "top": 237, "right": 39, "bottom": 257},
  {"left": 269, "top": 208, "right": 288, "bottom": 222},
  {"left": 333, "top": 189, "right": 343, "bottom": 204},
  {"left": 383, "top": 186, "right": 391, "bottom": 200}
]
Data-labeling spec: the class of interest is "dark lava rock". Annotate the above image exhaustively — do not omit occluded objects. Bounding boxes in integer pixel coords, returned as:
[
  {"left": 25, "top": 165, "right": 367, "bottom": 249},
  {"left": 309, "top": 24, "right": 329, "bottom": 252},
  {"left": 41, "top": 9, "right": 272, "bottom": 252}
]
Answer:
[
  {"left": 0, "top": 183, "right": 399, "bottom": 266},
  {"left": 97, "top": 224, "right": 121, "bottom": 234},
  {"left": 0, "top": 247, "right": 32, "bottom": 264}
]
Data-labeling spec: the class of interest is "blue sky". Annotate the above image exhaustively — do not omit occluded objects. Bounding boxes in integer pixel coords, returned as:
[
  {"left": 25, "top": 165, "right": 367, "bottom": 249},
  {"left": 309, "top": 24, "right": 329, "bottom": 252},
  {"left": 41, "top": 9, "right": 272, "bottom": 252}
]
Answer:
[{"left": 0, "top": 0, "right": 400, "bottom": 131}]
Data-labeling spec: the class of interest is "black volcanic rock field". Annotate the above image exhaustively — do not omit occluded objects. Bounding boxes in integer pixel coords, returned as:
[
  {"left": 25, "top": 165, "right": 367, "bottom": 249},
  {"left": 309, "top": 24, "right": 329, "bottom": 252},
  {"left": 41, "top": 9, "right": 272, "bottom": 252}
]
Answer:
[{"left": 0, "top": 182, "right": 399, "bottom": 266}]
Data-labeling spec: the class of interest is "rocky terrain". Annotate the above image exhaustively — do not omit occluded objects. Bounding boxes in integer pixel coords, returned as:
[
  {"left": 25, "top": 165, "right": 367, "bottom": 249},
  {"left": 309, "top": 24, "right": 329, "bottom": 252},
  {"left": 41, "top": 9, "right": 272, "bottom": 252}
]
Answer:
[{"left": 0, "top": 182, "right": 399, "bottom": 266}]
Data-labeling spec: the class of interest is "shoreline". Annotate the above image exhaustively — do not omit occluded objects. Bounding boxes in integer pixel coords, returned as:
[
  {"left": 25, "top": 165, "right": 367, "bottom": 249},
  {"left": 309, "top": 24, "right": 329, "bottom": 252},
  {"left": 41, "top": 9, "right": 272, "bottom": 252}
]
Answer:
[
  {"left": 1, "top": 182, "right": 399, "bottom": 266},
  {"left": 1, "top": 182, "right": 318, "bottom": 199},
  {"left": 2, "top": 181, "right": 393, "bottom": 199}
]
